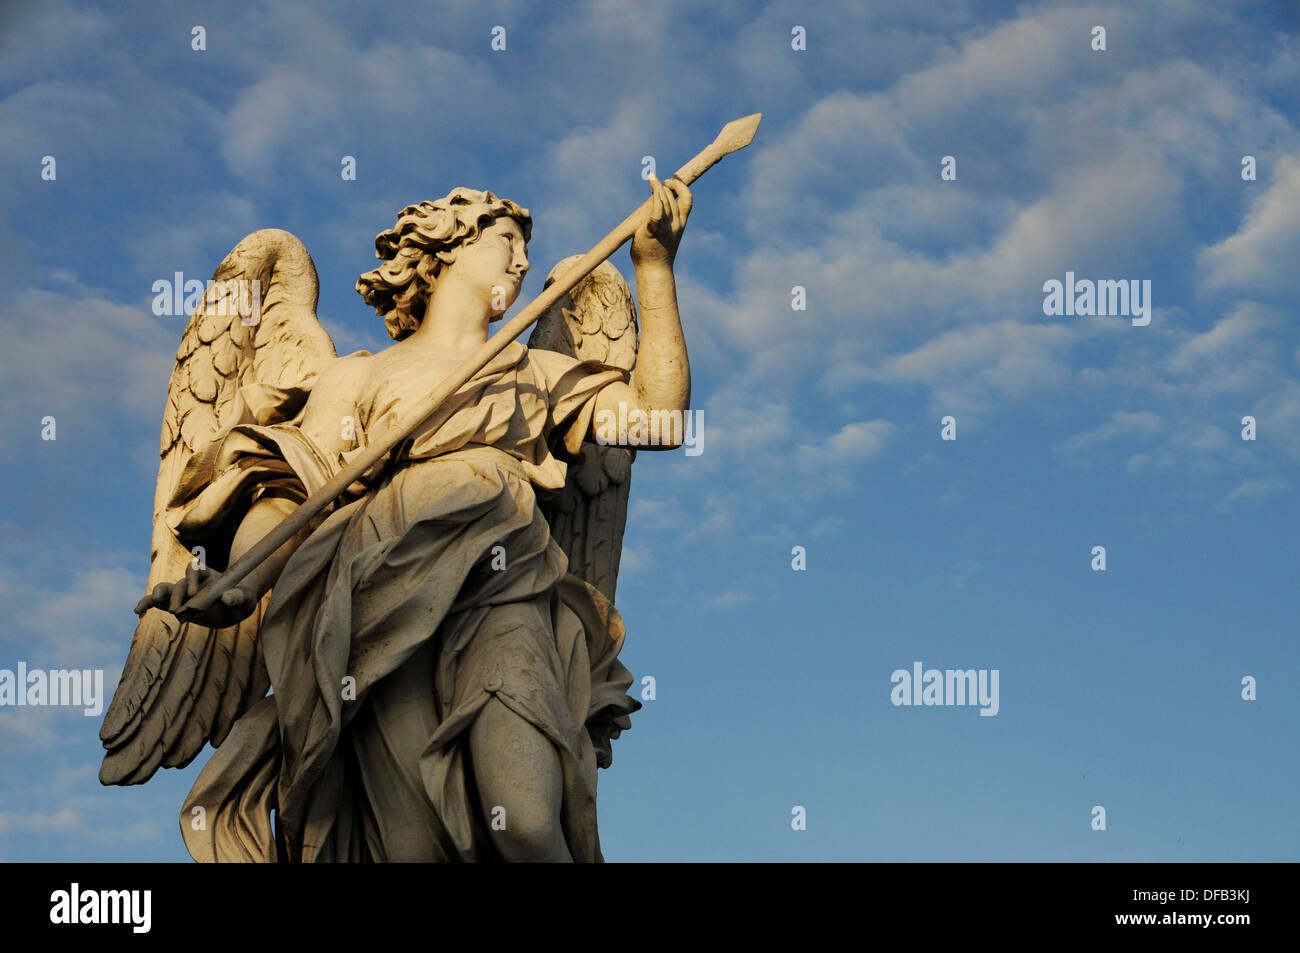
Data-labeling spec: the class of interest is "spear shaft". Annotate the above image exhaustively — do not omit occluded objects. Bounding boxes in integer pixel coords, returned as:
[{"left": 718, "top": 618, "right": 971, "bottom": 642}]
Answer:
[{"left": 182, "top": 113, "right": 761, "bottom": 613}]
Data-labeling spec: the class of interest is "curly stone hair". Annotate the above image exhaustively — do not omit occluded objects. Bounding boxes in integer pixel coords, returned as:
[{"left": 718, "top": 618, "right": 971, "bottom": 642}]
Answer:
[{"left": 356, "top": 187, "right": 532, "bottom": 341}]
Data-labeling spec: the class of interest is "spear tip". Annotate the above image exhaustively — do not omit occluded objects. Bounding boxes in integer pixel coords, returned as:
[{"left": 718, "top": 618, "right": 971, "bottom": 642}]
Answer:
[{"left": 715, "top": 113, "right": 762, "bottom": 155}]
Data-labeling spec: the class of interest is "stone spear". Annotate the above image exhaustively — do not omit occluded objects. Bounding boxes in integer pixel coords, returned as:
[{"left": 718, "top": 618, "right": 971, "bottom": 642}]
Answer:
[{"left": 179, "top": 113, "right": 761, "bottom": 615}]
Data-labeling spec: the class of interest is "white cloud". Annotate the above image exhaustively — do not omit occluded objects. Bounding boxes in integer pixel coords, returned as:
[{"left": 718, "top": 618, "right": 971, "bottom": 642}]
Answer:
[
  {"left": 798, "top": 419, "right": 895, "bottom": 469},
  {"left": 1125, "top": 423, "right": 1237, "bottom": 474},
  {"left": 1058, "top": 410, "right": 1163, "bottom": 458},
  {"left": 703, "top": 587, "right": 750, "bottom": 609},
  {"left": 1220, "top": 476, "right": 1288, "bottom": 507},
  {"left": 534, "top": 94, "right": 659, "bottom": 254},
  {"left": 1199, "top": 155, "right": 1300, "bottom": 298},
  {"left": 4, "top": 561, "right": 142, "bottom": 668},
  {"left": 862, "top": 320, "right": 1080, "bottom": 417},
  {"left": 618, "top": 545, "right": 650, "bottom": 573},
  {"left": 0, "top": 808, "right": 79, "bottom": 835},
  {"left": 0, "top": 288, "right": 174, "bottom": 457}
]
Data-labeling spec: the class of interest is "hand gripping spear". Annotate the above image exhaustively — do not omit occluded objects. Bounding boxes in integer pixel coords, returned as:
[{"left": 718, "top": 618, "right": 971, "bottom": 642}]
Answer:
[{"left": 176, "top": 113, "right": 761, "bottom": 617}]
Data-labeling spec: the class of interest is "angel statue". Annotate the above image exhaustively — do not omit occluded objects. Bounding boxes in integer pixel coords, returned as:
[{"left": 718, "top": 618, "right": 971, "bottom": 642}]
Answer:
[{"left": 98, "top": 173, "right": 695, "bottom": 863}]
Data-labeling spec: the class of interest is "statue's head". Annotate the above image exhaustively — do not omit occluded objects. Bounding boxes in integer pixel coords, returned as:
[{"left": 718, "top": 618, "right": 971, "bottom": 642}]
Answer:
[{"left": 357, "top": 187, "right": 532, "bottom": 340}]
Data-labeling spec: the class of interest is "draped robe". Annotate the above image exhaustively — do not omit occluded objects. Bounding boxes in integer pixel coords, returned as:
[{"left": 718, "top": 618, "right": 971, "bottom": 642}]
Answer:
[{"left": 167, "top": 340, "right": 641, "bottom": 862}]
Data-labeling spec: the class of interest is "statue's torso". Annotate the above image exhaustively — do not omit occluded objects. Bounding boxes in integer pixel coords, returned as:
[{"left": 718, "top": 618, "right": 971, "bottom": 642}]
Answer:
[{"left": 339, "top": 342, "right": 571, "bottom": 493}]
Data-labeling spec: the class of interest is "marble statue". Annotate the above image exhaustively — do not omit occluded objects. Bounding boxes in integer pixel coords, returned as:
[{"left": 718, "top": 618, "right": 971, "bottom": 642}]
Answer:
[{"left": 98, "top": 116, "right": 759, "bottom": 862}]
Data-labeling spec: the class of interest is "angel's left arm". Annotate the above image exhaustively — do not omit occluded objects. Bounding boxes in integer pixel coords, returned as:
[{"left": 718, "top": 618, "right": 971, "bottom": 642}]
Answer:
[{"left": 590, "top": 175, "right": 692, "bottom": 450}]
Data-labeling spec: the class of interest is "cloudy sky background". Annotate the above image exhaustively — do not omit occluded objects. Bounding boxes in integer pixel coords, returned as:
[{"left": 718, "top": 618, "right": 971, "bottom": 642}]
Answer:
[{"left": 1, "top": 0, "right": 1297, "bottom": 860}]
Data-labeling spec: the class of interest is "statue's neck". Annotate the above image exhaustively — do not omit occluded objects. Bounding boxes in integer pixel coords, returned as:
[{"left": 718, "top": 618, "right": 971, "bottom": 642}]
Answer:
[{"left": 409, "top": 284, "right": 492, "bottom": 354}]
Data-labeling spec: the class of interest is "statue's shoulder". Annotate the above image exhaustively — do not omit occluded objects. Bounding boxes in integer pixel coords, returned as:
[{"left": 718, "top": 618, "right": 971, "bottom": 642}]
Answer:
[
  {"left": 520, "top": 342, "right": 580, "bottom": 382},
  {"left": 308, "top": 348, "right": 376, "bottom": 405},
  {"left": 332, "top": 348, "right": 376, "bottom": 373}
]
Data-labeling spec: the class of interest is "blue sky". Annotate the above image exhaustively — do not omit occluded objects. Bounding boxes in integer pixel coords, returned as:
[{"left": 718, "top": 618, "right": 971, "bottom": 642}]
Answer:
[{"left": 1, "top": 0, "right": 1298, "bottom": 861}]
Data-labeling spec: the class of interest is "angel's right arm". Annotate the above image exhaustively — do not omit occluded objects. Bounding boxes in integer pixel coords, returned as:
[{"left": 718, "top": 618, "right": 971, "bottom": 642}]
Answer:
[
  {"left": 296, "top": 354, "right": 368, "bottom": 466},
  {"left": 227, "top": 356, "right": 368, "bottom": 599},
  {"left": 143, "top": 356, "right": 368, "bottom": 625},
  {"left": 224, "top": 496, "right": 307, "bottom": 601}
]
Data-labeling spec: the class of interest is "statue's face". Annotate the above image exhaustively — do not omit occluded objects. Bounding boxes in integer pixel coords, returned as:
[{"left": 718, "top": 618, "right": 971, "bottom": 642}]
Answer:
[{"left": 450, "top": 215, "right": 529, "bottom": 315}]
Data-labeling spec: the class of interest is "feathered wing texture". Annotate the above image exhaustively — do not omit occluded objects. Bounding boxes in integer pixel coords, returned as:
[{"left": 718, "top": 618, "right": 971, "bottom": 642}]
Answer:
[
  {"left": 530, "top": 257, "right": 638, "bottom": 604},
  {"left": 100, "top": 229, "right": 336, "bottom": 785}
]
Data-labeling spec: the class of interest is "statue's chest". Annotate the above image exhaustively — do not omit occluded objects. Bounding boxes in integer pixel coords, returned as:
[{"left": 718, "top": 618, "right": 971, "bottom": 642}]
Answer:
[{"left": 357, "top": 358, "right": 546, "bottom": 457}]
